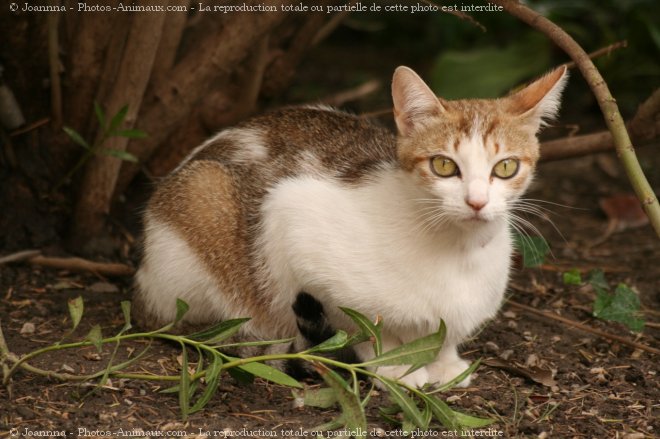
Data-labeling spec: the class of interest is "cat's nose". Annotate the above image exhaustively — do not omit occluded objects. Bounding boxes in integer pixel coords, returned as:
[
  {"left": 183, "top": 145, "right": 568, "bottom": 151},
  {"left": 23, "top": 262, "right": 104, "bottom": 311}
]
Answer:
[{"left": 466, "top": 198, "right": 487, "bottom": 211}]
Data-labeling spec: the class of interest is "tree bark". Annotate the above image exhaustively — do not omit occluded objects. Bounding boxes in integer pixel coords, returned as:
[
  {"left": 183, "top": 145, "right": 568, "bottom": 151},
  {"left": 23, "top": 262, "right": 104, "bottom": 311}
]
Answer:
[
  {"left": 114, "top": 3, "right": 287, "bottom": 197},
  {"left": 69, "top": 6, "right": 168, "bottom": 253}
]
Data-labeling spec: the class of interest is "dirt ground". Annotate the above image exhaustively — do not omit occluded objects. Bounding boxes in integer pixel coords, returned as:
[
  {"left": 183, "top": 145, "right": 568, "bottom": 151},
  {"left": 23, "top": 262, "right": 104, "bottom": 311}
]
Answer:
[{"left": 1, "top": 137, "right": 659, "bottom": 439}]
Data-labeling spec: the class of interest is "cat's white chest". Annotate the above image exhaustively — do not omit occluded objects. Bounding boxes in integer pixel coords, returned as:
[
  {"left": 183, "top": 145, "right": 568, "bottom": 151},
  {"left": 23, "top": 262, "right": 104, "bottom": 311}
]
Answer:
[{"left": 258, "top": 171, "right": 511, "bottom": 343}]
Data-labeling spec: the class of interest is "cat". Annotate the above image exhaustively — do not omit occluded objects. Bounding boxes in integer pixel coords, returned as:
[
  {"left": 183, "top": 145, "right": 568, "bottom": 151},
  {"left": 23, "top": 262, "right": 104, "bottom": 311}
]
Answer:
[{"left": 133, "top": 65, "right": 567, "bottom": 388}]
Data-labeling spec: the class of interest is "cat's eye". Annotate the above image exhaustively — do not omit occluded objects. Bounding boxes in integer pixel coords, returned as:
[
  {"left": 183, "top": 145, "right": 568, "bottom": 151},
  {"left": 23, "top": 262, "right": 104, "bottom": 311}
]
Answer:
[
  {"left": 492, "top": 158, "right": 520, "bottom": 179},
  {"left": 430, "top": 156, "right": 459, "bottom": 178}
]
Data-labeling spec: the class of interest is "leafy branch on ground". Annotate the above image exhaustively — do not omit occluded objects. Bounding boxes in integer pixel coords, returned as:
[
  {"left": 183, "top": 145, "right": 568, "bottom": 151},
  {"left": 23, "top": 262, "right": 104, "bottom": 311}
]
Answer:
[
  {"left": 563, "top": 269, "right": 645, "bottom": 332},
  {"left": 56, "top": 103, "right": 146, "bottom": 190},
  {"left": 0, "top": 298, "right": 491, "bottom": 435}
]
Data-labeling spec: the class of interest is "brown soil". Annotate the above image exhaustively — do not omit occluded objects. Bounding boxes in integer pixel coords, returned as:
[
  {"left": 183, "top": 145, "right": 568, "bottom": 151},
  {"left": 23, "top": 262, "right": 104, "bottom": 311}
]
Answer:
[{"left": 1, "top": 146, "right": 658, "bottom": 439}]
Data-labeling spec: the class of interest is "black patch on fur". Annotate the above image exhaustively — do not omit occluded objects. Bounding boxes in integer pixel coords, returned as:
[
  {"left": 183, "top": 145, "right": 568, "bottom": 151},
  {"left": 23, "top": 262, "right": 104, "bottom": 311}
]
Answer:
[{"left": 292, "top": 292, "right": 336, "bottom": 345}]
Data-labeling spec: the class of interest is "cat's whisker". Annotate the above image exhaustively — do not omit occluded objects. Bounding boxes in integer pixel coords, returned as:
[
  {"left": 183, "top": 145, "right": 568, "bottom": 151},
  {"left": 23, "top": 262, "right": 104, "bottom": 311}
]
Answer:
[
  {"left": 518, "top": 197, "right": 586, "bottom": 211},
  {"left": 509, "top": 199, "right": 567, "bottom": 244}
]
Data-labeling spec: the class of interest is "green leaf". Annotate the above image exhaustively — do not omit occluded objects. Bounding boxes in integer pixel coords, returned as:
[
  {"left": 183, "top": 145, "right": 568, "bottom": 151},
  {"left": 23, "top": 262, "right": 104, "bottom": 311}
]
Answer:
[
  {"left": 593, "top": 283, "right": 645, "bottom": 332},
  {"left": 160, "top": 384, "right": 180, "bottom": 394},
  {"left": 179, "top": 344, "right": 190, "bottom": 420},
  {"left": 378, "top": 378, "right": 426, "bottom": 428},
  {"left": 190, "top": 354, "right": 223, "bottom": 413},
  {"left": 452, "top": 411, "right": 494, "bottom": 428},
  {"left": 311, "top": 415, "right": 346, "bottom": 434},
  {"left": 101, "top": 148, "right": 139, "bottom": 163},
  {"left": 68, "top": 296, "right": 84, "bottom": 331},
  {"left": 63, "top": 126, "right": 91, "bottom": 150},
  {"left": 430, "top": 359, "right": 481, "bottom": 393},
  {"left": 227, "top": 366, "right": 254, "bottom": 385},
  {"left": 317, "top": 364, "right": 367, "bottom": 438},
  {"left": 108, "top": 105, "right": 129, "bottom": 133},
  {"left": 86, "top": 325, "right": 103, "bottom": 353},
  {"left": 113, "top": 129, "right": 147, "bottom": 139},
  {"left": 232, "top": 360, "right": 302, "bottom": 388},
  {"left": 94, "top": 102, "right": 106, "bottom": 131},
  {"left": 305, "top": 330, "right": 349, "bottom": 353},
  {"left": 219, "top": 337, "right": 295, "bottom": 349},
  {"left": 588, "top": 269, "right": 609, "bottom": 295},
  {"left": 188, "top": 318, "right": 250, "bottom": 344},
  {"left": 120, "top": 301, "right": 132, "bottom": 333},
  {"left": 340, "top": 307, "right": 382, "bottom": 356},
  {"left": 421, "top": 394, "right": 460, "bottom": 430},
  {"left": 513, "top": 234, "right": 550, "bottom": 268},
  {"left": 563, "top": 269, "right": 582, "bottom": 286},
  {"left": 430, "top": 32, "right": 551, "bottom": 100},
  {"left": 298, "top": 387, "right": 338, "bottom": 409},
  {"left": 360, "top": 322, "right": 445, "bottom": 368}
]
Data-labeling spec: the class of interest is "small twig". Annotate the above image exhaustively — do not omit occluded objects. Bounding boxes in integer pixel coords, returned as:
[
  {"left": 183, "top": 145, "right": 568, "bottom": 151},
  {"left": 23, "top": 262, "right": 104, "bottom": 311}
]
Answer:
[
  {"left": 0, "top": 249, "right": 41, "bottom": 265},
  {"left": 315, "top": 79, "right": 381, "bottom": 107},
  {"left": 561, "top": 40, "right": 628, "bottom": 70},
  {"left": 28, "top": 255, "right": 134, "bottom": 277},
  {"left": 0, "top": 250, "right": 134, "bottom": 276},
  {"left": 506, "top": 300, "right": 660, "bottom": 356},
  {"left": 9, "top": 117, "right": 50, "bottom": 137},
  {"left": 424, "top": 0, "right": 486, "bottom": 32}
]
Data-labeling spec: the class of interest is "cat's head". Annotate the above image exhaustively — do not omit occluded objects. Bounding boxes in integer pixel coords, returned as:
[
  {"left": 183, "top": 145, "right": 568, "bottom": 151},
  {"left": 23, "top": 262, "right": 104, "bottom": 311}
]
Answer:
[{"left": 392, "top": 65, "right": 567, "bottom": 227}]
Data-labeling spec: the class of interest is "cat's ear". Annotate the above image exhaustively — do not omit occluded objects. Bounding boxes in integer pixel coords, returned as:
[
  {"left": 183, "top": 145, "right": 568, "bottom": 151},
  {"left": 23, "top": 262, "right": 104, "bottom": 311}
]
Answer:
[
  {"left": 505, "top": 66, "right": 568, "bottom": 131},
  {"left": 392, "top": 66, "right": 446, "bottom": 136}
]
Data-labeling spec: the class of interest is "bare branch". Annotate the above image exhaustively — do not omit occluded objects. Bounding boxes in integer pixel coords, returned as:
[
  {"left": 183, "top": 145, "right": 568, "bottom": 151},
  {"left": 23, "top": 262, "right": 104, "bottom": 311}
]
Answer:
[{"left": 492, "top": 0, "right": 660, "bottom": 236}]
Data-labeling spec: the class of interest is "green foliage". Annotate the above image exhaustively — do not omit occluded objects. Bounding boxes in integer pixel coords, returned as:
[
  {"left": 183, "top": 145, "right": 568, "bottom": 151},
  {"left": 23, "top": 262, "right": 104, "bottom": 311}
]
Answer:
[
  {"left": 590, "top": 271, "right": 645, "bottom": 332},
  {"left": 513, "top": 234, "right": 550, "bottom": 268},
  {"left": 562, "top": 268, "right": 582, "bottom": 285},
  {"left": 562, "top": 269, "right": 645, "bottom": 332},
  {"left": 2, "top": 299, "right": 491, "bottom": 432},
  {"left": 58, "top": 103, "right": 145, "bottom": 190}
]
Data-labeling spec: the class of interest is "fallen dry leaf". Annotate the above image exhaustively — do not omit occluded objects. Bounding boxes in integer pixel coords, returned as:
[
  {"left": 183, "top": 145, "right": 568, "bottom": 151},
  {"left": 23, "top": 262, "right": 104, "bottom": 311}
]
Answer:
[
  {"left": 599, "top": 194, "right": 649, "bottom": 231},
  {"left": 484, "top": 358, "right": 558, "bottom": 388}
]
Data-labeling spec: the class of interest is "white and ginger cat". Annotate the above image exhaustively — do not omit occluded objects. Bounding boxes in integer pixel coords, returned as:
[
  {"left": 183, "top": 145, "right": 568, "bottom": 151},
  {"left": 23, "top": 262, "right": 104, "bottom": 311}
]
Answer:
[{"left": 134, "top": 65, "right": 567, "bottom": 388}]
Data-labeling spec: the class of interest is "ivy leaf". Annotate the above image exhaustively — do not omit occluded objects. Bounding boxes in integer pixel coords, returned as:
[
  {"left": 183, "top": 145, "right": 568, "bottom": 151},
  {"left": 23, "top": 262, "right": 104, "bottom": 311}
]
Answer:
[
  {"left": 588, "top": 269, "right": 609, "bottom": 295},
  {"left": 513, "top": 234, "right": 549, "bottom": 268},
  {"left": 562, "top": 268, "right": 582, "bottom": 286},
  {"left": 593, "top": 283, "right": 645, "bottom": 332}
]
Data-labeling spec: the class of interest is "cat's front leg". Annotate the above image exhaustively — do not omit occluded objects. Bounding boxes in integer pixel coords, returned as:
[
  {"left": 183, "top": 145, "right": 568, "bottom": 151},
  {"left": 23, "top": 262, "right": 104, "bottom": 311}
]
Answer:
[
  {"left": 353, "top": 330, "right": 430, "bottom": 389},
  {"left": 425, "top": 343, "right": 472, "bottom": 388}
]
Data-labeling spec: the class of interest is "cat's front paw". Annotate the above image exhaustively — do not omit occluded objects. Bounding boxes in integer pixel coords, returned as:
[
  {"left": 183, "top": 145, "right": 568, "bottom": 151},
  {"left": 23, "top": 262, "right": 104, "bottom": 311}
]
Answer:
[
  {"left": 374, "top": 365, "right": 430, "bottom": 389},
  {"left": 426, "top": 358, "right": 472, "bottom": 388}
]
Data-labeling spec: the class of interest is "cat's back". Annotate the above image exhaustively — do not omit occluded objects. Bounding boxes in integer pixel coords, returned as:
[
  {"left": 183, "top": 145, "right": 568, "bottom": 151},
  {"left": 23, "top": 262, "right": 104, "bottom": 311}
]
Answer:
[
  {"left": 135, "top": 106, "right": 396, "bottom": 333},
  {"left": 185, "top": 106, "right": 397, "bottom": 183}
]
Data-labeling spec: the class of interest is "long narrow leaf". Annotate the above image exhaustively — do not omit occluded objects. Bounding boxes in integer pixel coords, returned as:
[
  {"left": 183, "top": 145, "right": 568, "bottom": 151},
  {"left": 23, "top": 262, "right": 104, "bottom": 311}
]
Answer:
[
  {"left": 108, "top": 105, "right": 129, "bottom": 133},
  {"left": 316, "top": 363, "right": 367, "bottom": 438},
  {"left": 190, "top": 353, "right": 223, "bottom": 413},
  {"left": 340, "top": 307, "right": 382, "bottom": 356},
  {"left": 86, "top": 325, "right": 103, "bottom": 353},
  {"left": 179, "top": 344, "right": 190, "bottom": 420},
  {"left": 378, "top": 377, "right": 426, "bottom": 428},
  {"left": 154, "top": 299, "right": 189, "bottom": 333},
  {"left": 94, "top": 102, "right": 106, "bottom": 131},
  {"left": 227, "top": 358, "right": 302, "bottom": 388},
  {"left": 421, "top": 394, "right": 459, "bottom": 430},
  {"left": 101, "top": 148, "right": 139, "bottom": 163},
  {"left": 68, "top": 296, "right": 84, "bottom": 331},
  {"left": 359, "top": 322, "right": 445, "bottom": 368},
  {"left": 188, "top": 318, "right": 250, "bottom": 343},
  {"left": 63, "top": 126, "right": 91, "bottom": 150},
  {"left": 305, "top": 330, "right": 349, "bottom": 353}
]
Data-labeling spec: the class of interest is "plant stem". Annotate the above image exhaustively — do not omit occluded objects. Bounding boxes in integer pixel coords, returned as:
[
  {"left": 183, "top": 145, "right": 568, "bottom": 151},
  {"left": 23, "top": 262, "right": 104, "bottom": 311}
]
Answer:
[{"left": 491, "top": 0, "right": 660, "bottom": 237}]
